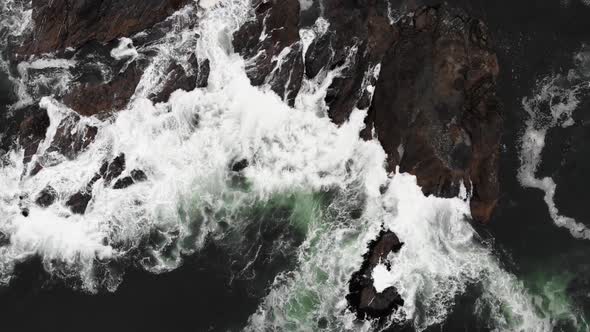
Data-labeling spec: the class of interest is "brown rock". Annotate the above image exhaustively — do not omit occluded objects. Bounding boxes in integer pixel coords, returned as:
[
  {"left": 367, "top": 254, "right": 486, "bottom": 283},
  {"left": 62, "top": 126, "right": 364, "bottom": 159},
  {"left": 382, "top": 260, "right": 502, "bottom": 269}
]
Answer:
[
  {"left": 18, "top": 106, "right": 50, "bottom": 164},
  {"left": 363, "top": 5, "right": 501, "bottom": 223},
  {"left": 347, "top": 229, "right": 404, "bottom": 320},
  {"left": 48, "top": 113, "right": 98, "bottom": 159},
  {"left": 22, "top": 0, "right": 192, "bottom": 55},
  {"left": 305, "top": 0, "right": 398, "bottom": 123},
  {"left": 233, "top": 0, "right": 303, "bottom": 105},
  {"left": 63, "top": 60, "right": 146, "bottom": 116},
  {"left": 149, "top": 55, "right": 210, "bottom": 103}
]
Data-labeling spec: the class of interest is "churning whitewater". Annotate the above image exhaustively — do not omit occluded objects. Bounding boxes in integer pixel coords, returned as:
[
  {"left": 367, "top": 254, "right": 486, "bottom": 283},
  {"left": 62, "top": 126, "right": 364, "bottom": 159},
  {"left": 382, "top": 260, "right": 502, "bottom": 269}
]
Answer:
[{"left": 0, "top": 0, "right": 557, "bottom": 331}]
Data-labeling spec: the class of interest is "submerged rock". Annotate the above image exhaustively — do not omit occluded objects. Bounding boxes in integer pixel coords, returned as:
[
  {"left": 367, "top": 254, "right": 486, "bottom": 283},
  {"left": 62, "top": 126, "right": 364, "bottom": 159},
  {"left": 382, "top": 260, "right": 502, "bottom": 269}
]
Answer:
[
  {"left": 347, "top": 230, "right": 404, "bottom": 320},
  {"left": 35, "top": 186, "right": 57, "bottom": 207},
  {"left": 113, "top": 169, "right": 148, "bottom": 189}
]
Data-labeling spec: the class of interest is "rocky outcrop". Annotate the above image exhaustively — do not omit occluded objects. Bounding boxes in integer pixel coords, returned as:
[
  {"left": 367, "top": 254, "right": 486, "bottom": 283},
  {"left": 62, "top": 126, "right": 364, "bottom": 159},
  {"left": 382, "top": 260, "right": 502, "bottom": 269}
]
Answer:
[
  {"left": 347, "top": 229, "right": 404, "bottom": 320},
  {"left": 22, "top": 0, "right": 192, "bottom": 55},
  {"left": 35, "top": 186, "right": 58, "bottom": 207},
  {"left": 362, "top": 6, "right": 501, "bottom": 223},
  {"left": 149, "top": 55, "right": 210, "bottom": 104},
  {"left": 18, "top": 106, "right": 50, "bottom": 164},
  {"left": 47, "top": 114, "right": 98, "bottom": 159},
  {"left": 63, "top": 58, "right": 147, "bottom": 117},
  {"left": 233, "top": 0, "right": 303, "bottom": 105},
  {"left": 232, "top": 2, "right": 502, "bottom": 223},
  {"left": 66, "top": 153, "right": 127, "bottom": 214},
  {"left": 305, "top": 0, "right": 398, "bottom": 124}
]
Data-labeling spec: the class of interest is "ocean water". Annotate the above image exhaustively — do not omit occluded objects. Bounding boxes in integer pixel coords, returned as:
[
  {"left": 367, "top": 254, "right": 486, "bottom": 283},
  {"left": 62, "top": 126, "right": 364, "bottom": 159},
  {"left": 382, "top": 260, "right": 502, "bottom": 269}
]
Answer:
[{"left": 0, "top": 0, "right": 589, "bottom": 331}]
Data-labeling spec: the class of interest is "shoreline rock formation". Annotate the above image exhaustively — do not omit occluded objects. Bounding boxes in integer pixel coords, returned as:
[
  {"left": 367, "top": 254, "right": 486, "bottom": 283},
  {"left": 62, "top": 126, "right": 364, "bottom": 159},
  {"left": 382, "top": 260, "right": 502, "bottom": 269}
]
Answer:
[
  {"left": 346, "top": 229, "right": 405, "bottom": 320},
  {"left": 1, "top": 0, "right": 503, "bottom": 322}
]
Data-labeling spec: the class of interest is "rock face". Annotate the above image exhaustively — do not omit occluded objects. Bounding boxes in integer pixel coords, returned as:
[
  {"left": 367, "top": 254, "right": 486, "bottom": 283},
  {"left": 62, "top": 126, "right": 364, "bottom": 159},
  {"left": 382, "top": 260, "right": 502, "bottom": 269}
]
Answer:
[
  {"left": 23, "top": 0, "right": 192, "bottom": 55},
  {"left": 363, "top": 6, "right": 501, "bottom": 223},
  {"left": 233, "top": 0, "right": 303, "bottom": 105},
  {"left": 149, "top": 55, "right": 211, "bottom": 104},
  {"left": 232, "top": 2, "right": 501, "bottom": 223},
  {"left": 18, "top": 106, "right": 50, "bottom": 164},
  {"left": 305, "top": 0, "right": 397, "bottom": 124},
  {"left": 347, "top": 230, "right": 404, "bottom": 320},
  {"left": 63, "top": 57, "right": 147, "bottom": 117}
]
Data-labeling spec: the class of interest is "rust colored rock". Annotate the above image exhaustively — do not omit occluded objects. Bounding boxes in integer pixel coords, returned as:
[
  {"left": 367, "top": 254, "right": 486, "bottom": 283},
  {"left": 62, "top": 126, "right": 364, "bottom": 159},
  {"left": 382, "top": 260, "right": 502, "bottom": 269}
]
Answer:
[
  {"left": 347, "top": 229, "right": 404, "bottom": 320},
  {"left": 233, "top": 0, "right": 303, "bottom": 105},
  {"left": 363, "top": 5, "right": 501, "bottom": 223},
  {"left": 22, "top": 0, "right": 191, "bottom": 55}
]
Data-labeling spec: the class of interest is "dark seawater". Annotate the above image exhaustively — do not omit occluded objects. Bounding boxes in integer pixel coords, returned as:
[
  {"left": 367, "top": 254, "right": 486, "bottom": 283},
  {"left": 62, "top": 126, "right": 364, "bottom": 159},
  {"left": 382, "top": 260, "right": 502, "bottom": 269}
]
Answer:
[{"left": 2, "top": 0, "right": 590, "bottom": 331}]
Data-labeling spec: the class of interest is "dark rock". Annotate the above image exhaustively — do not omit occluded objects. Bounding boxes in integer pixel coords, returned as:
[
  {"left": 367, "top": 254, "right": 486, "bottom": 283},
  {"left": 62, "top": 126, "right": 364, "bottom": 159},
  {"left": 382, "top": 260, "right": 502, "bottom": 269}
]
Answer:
[
  {"left": 149, "top": 55, "right": 210, "bottom": 103},
  {"left": 18, "top": 106, "right": 50, "bottom": 164},
  {"left": 233, "top": 0, "right": 303, "bottom": 105},
  {"left": 112, "top": 169, "right": 146, "bottom": 190},
  {"left": 63, "top": 59, "right": 147, "bottom": 116},
  {"left": 231, "top": 159, "right": 249, "bottom": 172},
  {"left": 347, "top": 229, "right": 404, "bottom": 320},
  {"left": 65, "top": 154, "right": 128, "bottom": 213},
  {"left": 66, "top": 191, "right": 93, "bottom": 214},
  {"left": 0, "top": 232, "right": 9, "bottom": 247},
  {"left": 21, "top": 208, "right": 30, "bottom": 217},
  {"left": 363, "top": 5, "right": 501, "bottom": 223},
  {"left": 21, "top": 0, "right": 192, "bottom": 55},
  {"left": 131, "top": 170, "right": 147, "bottom": 182},
  {"left": 99, "top": 153, "right": 126, "bottom": 184},
  {"left": 304, "top": 0, "right": 398, "bottom": 123},
  {"left": 113, "top": 176, "right": 134, "bottom": 190},
  {"left": 35, "top": 186, "right": 57, "bottom": 207},
  {"left": 47, "top": 113, "right": 98, "bottom": 159}
]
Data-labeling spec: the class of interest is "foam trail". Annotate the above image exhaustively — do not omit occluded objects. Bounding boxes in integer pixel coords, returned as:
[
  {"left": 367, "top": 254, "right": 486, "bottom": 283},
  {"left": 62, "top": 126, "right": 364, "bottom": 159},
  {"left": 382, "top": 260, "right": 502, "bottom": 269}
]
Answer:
[{"left": 518, "top": 55, "right": 590, "bottom": 240}]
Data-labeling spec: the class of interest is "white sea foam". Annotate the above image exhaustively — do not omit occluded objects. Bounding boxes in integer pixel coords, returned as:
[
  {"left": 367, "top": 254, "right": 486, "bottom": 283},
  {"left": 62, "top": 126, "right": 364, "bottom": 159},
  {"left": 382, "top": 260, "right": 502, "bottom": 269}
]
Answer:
[
  {"left": 0, "top": 0, "right": 551, "bottom": 330},
  {"left": 372, "top": 263, "right": 395, "bottom": 293},
  {"left": 110, "top": 37, "right": 138, "bottom": 61},
  {"left": 518, "top": 57, "right": 590, "bottom": 240}
]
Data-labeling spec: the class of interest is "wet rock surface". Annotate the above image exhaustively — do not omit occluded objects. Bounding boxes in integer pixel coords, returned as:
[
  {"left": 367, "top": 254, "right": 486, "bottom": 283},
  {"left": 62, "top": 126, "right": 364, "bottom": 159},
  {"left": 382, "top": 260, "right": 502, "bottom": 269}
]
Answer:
[
  {"left": 347, "top": 230, "right": 404, "bottom": 320},
  {"left": 63, "top": 58, "right": 148, "bottom": 117},
  {"left": 18, "top": 105, "right": 50, "bottom": 164},
  {"left": 362, "top": 5, "right": 501, "bottom": 223},
  {"left": 233, "top": 0, "right": 303, "bottom": 105},
  {"left": 305, "top": 0, "right": 398, "bottom": 124},
  {"left": 233, "top": 2, "right": 502, "bottom": 223},
  {"left": 21, "top": 0, "right": 192, "bottom": 55},
  {"left": 149, "top": 55, "right": 210, "bottom": 104},
  {"left": 66, "top": 153, "right": 127, "bottom": 214},
  {"left": 35, "top": 185, "right": 57, "bottom": 207}
]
